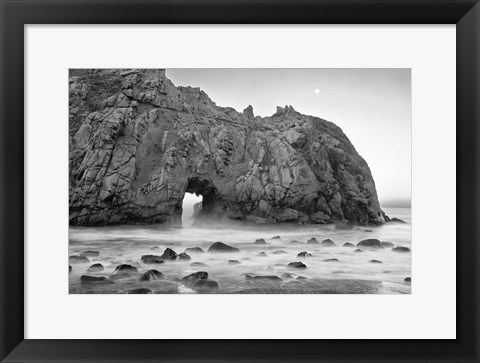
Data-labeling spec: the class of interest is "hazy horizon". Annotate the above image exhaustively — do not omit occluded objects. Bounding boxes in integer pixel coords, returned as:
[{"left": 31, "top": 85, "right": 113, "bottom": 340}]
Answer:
[{"left": 166, "top": 68, "right": 411, "bottom": 208}]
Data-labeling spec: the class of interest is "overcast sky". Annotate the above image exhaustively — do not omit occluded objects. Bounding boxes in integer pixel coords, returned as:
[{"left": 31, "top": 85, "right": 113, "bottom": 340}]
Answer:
[{"left": 167, "top": 69, "right": 411, "bottom": 208}]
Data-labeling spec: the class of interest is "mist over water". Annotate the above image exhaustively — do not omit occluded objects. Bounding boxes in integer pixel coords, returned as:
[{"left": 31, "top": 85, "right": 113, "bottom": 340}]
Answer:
[{"left": 69, "top": 207, "right": 411, "bottom": 294}]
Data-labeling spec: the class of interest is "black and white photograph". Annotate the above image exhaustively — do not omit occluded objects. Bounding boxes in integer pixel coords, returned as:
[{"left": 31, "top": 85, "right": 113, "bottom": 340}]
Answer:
[{"left": 68, "top": 68, "right": 411, "bottom": 294}]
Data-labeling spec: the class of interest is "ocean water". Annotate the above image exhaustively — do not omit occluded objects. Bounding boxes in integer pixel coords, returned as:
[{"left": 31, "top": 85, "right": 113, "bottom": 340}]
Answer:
[{"left": 69, "top": 207, "right": 411, "bottom": 294}]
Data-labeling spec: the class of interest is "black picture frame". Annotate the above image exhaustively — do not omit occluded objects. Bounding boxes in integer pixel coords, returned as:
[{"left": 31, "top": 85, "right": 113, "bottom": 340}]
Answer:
[{"left": 1, "top": 0, "right": 479, "bottom": 362}]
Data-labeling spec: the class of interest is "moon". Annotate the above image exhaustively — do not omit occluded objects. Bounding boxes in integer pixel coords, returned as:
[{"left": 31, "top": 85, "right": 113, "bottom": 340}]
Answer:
[{"left": 314, "top": 89, "right": 320, "bottom": 94}]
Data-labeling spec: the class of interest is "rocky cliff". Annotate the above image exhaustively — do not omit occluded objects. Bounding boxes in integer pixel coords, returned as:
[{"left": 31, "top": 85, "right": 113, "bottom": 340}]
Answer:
[{"left": 69, "top": 69, "right": 387, "bottom": 226}]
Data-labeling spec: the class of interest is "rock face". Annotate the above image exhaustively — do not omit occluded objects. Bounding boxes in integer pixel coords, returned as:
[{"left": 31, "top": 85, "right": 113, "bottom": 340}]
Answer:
[{"left": 69, "top": 69, "right": 386, "bottom": 226}]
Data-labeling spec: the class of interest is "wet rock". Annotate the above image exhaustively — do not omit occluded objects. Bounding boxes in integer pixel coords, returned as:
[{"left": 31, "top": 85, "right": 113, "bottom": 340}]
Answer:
[
  {"left": 404, "top": 277, "right": 411, "bottom": 282},
  {"left": 287, "top": 262, "right": 307, "bottom": 269},
  {"left": 390, "top": 217, "right": 406, "bottom": 223},
  {"left": 208, "top": 242, "right": 239, "bottom": 253},
  {"left": 128, "top": 288, "right": 153, "bottom": 294},
  {"left": 289, "top": 240, "right": 303, "bottom": 245},
  {"left": 281, "top": 273, "right": 295, "bottom": 279},
  {"left": 228, "top": 260, "right": 241, "bottom": 265},
  {"left": 323, "top": 258, "right": 339, "bottom": 262},
  {"left": 272, "top": 250, "right": 287, "bottom": 255},
  {"left": 307, "top": 238, "right": 319, "bottom": 245},
  {"left": 381, "top": 241, "right": 395, "bottom": 248},
  {"left": 182, "top": 271, "right": 208, "bottom": 287},
  {"left": 113, "top": 264, "right": 138, "bottom": 274},
  {"left": 141, "top": 255, "right": 165, "bottom": 264},
  {"left": 160, "top": 248, "right": 178, "bottom": 260},
  {"left": 254, "top": 238, "right": 267, "bottom": 245},
  {"left": 357, "top": 239, "right": 383, "bottom": 248},
  {"left": 177, "top": 252, "right": 191, "bottom": 261},
  {"left": 354, "top": 249, "right": 364, "bottom": 253},
  {"left": 297, "top": 251, "right": 312, "bottom": 258},
  {"left": 87, "top": 263, "right": 104, "bottom": 272},
  {"left": 392, "top": 246, "right": 411, "bottom": 253},
  {"left": 296, "top": 276, "right": 307, "bottom": 280},
  {"left": 343, "top": 242, "right": 355, "bottom": 247},
  {"left": 320, "top": 239, "right": 336, "bottom": 246},
  {"left": 80, "top": 275, "right": 114, "bottom": 285},
  {"left": 190, "top": 262, "right": 208, "bottom": 267},
  {"left": 185, "top": 247, "right": 204, "bottom": 253},
  {"left": 69, "top": 265, "right": 72, "bottom": 273},
  {"left": 369, "top": 260, "right": 383, "bottom": 264},
  {"left": 246, "top": 274, "right": 283, "bottom": 282},
  {"left": 257, "top": 252, "right": 268, "bottom": 257},
  {"left": 69, "top": 255, "right": 90, "bottom": 264},
  {"left": 192, "top": 280, "right": 220, "bottom": 291},
  {"left": 81, "top": 250, "right": 100, "bottom": 257},
  {"left": 140, "top": 269, "right": 165, "bottom": 281},
  {"left": 271, "top": 236, "right": 281, "bottom": 239}
]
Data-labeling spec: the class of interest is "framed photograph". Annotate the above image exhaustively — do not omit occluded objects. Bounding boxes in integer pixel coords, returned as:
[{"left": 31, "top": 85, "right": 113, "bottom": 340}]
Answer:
[{"left": 1, "top": 0, "right": 479, "bottom": 362}]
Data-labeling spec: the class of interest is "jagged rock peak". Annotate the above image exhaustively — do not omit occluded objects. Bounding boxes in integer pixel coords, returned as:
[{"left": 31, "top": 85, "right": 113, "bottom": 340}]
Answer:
[{"left": 69, "top": 69, "right": 386, "bottom": 226}]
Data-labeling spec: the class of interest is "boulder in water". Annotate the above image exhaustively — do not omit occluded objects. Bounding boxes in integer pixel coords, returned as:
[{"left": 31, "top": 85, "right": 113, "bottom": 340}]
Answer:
[
  {"left": 141, "top": 255, "right": 165, "bottom": 264},
  {"left": 182, "top": 271, "right": 208, "bottom": 287},
  {"left": 323, "top": 258, "right": 339, "bottom": 262},
  {"left": 343, "top": 242, "right": 355, "bottom": 247},
  {"left": 404, "top": 277, "right": 411, "bottom": 282},
  {"left": 228, "top": 260, "right": 241, "bottom": 265},
  {"left": 160, "top": 248, "right": 178, "bottom": 260},
  {"left": 392, "top": 246, "right": 411, "bottom": 253},
  {"left": 296, "top": 276, "right": 307, "bottom": 280},
  {"left": 192, "top": 279, "right": 220, "bottom": 291},
  {"left": 177, "top": 252, "right": 191, "bottom": 261},
  {"left": 289, "top": 240, "right": 304, "bottom": 245},
  {"left": 357, "top": 239, "right": 383, "bottom": 248},
  {"left": 254, "top": 238, "right": 266, "bottom": 245},
  {"left": 140, "top": 269, "right": 165, "bottom": 281},
  {"left": 185, "top": 247, "right": 204, "bottom": 253},
  {"left": 369, "top": 259, "right": 383, "bottom": 264},
  {"left": 320, "top": 239, "right": 335, "bottom": 246},
  {"left": 87, "top": 263, "right": 104, "bottom": 272},
  {"left": 113, "top": 264, "right": 138, "bottom": 274},
  {"left": 297, "top": 251, "right": 312, "bottom": 258},
  {"left": 354, "top": 249, "right": 364, "bottom": 253},
  {"left": 307, "top": 238, "right": 319, "bottom": 245},
  {"left": 69, "top": 265, "right": 72, "bottom": 273},
  {"left": 272, "top": 250, "right": 287, "bottom": 255},
  {"left": 208, "top": 242, "right": 239, "bottom": 252},
  {"left": 246, "top": 274, "right": 283, "bottom": 282},
  {"left": 271, "top": 236, "right": 281, "bottom": 239},
  {"left": 287, "top": 262, "right": 307, "bottom": 269},
  {"left": 381, "top": 241, "right": 395, "bottom": 248},
  {"left": 390, "top": 217, "right": 406, "bottom": 223},
  {"left": 281, "top": 273, "right": 295, "bottom": 279},
  {"left": 190, "top": 262, "right": 208, "bottom": 267},
  {"left": 257, "top": 252, "right": 268, "bottom": 257}
]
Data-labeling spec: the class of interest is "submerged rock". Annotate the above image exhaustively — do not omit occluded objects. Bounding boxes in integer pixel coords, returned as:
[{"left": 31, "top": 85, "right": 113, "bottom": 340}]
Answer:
[
  {"left": 254, "top": 238, "right": 267, "bottom": 245},
  {"left": 141, "top": 255, "right": 165, "bottom": 264},
  {"left": 281, "top": 273, "right": 295, "bottom": 279},
  {"left": 81, "top": 250, "right": 100, "bottom": 257},
  {"left": 320, "top": 239, "right": 335, "bottom": 246},
  {"left": 208, "top": 242, "right": 239, "bottom": 253},
  {"left": 113, "top": 264, "right": 138, "bottom": 274},
  {"left": 271, "top": 236, "right": 281, "bottom": 239},
  {"left": 128, "top": 288, "right": 153, "bottom": 294},
  {"left": 289, "top": 240, "right": 304, "bottom": 245},
  {"left": 69, "top": 255, "right": 90, "bottom": 264},
  {"left": 307, "top": 238, "right": 319, "bottom": 245},
  {"left": 160, "top": 248, "right": 177, "bottom": 260},
  {"left": 185, "top": 247, "right": 204, "bottom": 253},
  {"left": 192, "top": 280, "right": 220, "bottom": 291},
  {"left": 390, "top": 217, "right": 407, "bottom": 223},
  {"left": 140, "top": 269, "right": 165, "bottom": 281},
  {"left": 182, "top": 271, "right": 208, "bottom": 287},
  {"left": 69, "top": 69, "right": 387, "bottom": 227},
  {"left": 323, "top": 258, "right": 339, "bottom": 262},
  {"left": 228, "top": 260, "right": 241, "bottom": 265},
  {"left": 357, "top": 239, "right": 383, "bottom": 248},
  {"left": 354, "top": 249, "right": 364, "bottom": 253},
  {"left": 297, "top": 251, "right": 312, "bottom": 258},
  {"left": 80, "top": 275, "right": 113, "bottom": 285},
  {"left": 296, "top": 276, "right": 307, "bottom": 280},
  {"left": 272, "top": 250, "right": 287, "bottom": 255},
  {"left": 150, "top": 246, "right": 160, "bottom": 250},
  {"left": 87, "top": 263, "right": 104, "bottom": 272},
  {"left": 369, "top": 260, "right": 383, "bottom": 264},
  {"left": 246, "top": 274, "right": 283, "bottom": 282},
  {"left": 404, "top": 277, "right": 411, "bottom": 282},
  {"left": 392, "top": 246, "right": 411, "bottom": 253},
  {"left": 257, "top": 252, "right": 268, "bottom": 257},
  {"left": 343, "top": 242, "right": 355, "bottom": 247},
  {"left": 287, "top": 262, "right": 307, "bottom": 269}
]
